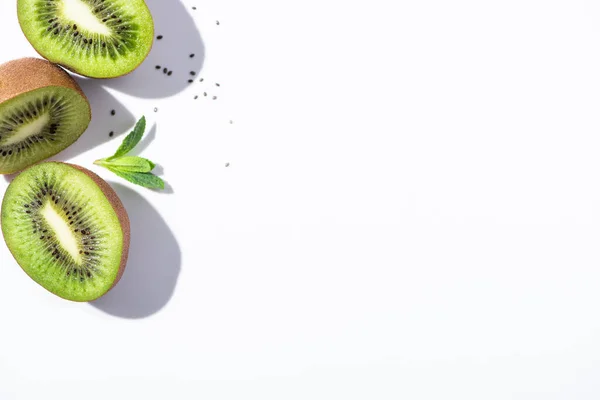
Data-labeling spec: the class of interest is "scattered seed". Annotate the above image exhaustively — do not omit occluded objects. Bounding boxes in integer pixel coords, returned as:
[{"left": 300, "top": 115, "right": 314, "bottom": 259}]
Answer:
[
  {"left": 111, "top": 110, "right": 116, "bottom": 116},
  {"left": 190, "top": 71, "right": 196, "bottom": 76},
  {"left": 109, "top": 131, "right": 114, "bottom": 137},
  {"left": 163, "top": 67, "right": 167, "bottom": 74},
  {"left": 188, "top": 79, "right": 194, "bottom": 83},
  {"left": 167, "top": 71, "right": 172, "bottom": 76},
  {"left": 157, "top": 35, "right": 163, "bottom": 40},
  {"left": 155, "top": 65, "right": 161, "bottom": 69},
  {"left": 190, "top": 53, "right": 195, "bottom": 58}
]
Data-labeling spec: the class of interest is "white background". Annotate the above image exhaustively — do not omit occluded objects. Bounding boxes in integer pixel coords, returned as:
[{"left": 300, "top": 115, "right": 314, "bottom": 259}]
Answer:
[{"left": 1, "top": 0, "right": 600, "bottom": 398}]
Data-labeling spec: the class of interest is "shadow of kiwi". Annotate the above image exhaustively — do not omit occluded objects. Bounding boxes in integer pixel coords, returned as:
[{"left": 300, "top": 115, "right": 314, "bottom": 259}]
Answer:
[
  {"left": 101, "top": 0, "right": 206, "bottom": 99},
  {"left": 90, "top": 183, "right": 181, "bottom": 318}
]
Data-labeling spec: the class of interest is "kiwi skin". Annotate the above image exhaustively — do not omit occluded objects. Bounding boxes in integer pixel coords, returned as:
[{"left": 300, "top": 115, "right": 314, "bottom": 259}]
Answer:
[
  {"left": 0, "top": 58, "right": 90, "bottom": 106},
  {"left": 2, "top": 162, "right": 131, "bottom": 302},
  {"left": 18, "top": 2, "right": 155, "bottom": 79}
]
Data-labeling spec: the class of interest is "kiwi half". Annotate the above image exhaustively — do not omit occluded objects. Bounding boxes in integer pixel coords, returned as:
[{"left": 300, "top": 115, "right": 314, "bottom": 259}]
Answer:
[
  {"left": 18, "top": 0, "right": 154, "bottom": 78},
  {"left": 0, "top": 58, "right": 91, "bottom": 174},
  {"left": 1, "top": 162, "right": 130, "bottom": 302}
]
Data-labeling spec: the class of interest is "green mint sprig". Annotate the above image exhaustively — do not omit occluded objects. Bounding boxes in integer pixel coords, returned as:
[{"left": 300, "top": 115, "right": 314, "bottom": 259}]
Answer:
[{"left": 94, "top": 116, "right": 165, "bottom": 190}]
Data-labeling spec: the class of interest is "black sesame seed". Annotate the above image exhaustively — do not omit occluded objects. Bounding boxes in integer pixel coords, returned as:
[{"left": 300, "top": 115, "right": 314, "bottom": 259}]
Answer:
[
  {"left": 200, "top": 78, "right": 204, "bottom": 82},
  {"left": 192, "top": 6, "right": 196, "bottom": 10},
  {"left": 154, "top": 107, "right": 158, "bottom": 112},
  {"left": 213, "top": 96, "right": 217, "bottom": 100},
  {"left": 111, "top": 110, "right": 115, "bottom": 116},
  {"left": 204, "top": 92, "right": 207, "bottom": 96},
  {"left": 167, "top": 71, "right": 172, "bottom": 76},
  {"left": 109, "top": 131, "right": 114, "bottom": 137},
  {"left": 190, "top": 53, "right": 195, "bottom": 58},
  {"left": 216, "top": 83, "right": 220, "bottom": 87},
  {"left": 188, "top": 79, "right": 193, "bottom": 83},
  {"left": 157, "top": 35, "right": 163, "bottom": 40},
  {"left": 194, "top": 95, "right": 198, "bottom": 99},
  {"left": 156, "top": 65, "right": 161, "bottom": 69},
  {"left": 163, "top": 67, "right": 167, "bottom": 73},
  {"left": 190, "top": 71, "right": 196, "bottom": 76},
  {"left": 216, "top": 20, "right": 220, "bottom": 25}
]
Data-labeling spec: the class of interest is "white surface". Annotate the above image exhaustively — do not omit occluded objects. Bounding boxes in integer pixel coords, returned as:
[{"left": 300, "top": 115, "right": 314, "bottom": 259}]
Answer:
[{"left": 1, "top": 0, "right": 600, "bottom": 398}]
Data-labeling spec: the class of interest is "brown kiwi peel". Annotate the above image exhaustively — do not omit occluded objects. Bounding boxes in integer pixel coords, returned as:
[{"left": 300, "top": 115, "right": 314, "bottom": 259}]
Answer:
[{"left": 0, "top": 58, "right": 90, "bottom": 108}]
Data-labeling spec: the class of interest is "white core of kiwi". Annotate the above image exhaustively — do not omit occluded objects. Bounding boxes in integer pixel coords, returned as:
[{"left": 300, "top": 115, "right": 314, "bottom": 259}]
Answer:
[
  {"left": 60, "top": 0, "right": 111, "bottom": 35},
  {"left": 41, "top": 201, "right": 83, "bottom": 264},
  {"left": 2, "top": 112, "right": 50, "bottom": 146}
]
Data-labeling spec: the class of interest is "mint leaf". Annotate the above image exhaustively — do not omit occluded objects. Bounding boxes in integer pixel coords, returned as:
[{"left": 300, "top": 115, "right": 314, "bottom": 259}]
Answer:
[
  {"left": 95, "top": 156, "right": 155, "bottom": 173},
  {"left": 109, "top": 116, "right": 146, "bottom": 159},
  {"left": 107, "top": 168, "right": 165, "bottom": 190},
  {"left": 95, "top": 116, "right": 166, "bottom": 190}
]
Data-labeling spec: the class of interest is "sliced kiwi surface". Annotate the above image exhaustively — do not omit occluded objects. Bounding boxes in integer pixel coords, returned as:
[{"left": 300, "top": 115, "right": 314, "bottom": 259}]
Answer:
[
  {"left": 18, "top": 0, "right": 154, "bottom": 78},
  {"left": 0, "top": 58, "right": 91, "bottom": 174},
  {"left": 1, "top": 162, "right": 130, "bottom": 302}
]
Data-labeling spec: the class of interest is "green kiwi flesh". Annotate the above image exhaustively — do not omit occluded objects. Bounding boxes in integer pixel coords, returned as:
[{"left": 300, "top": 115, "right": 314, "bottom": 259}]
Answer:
[
  {"left": 1, "top": 162, "right": 130, "bottom": 302},
  {"left": 18, "top": 0, "right": 154, "bottom": 78},
  {"left": 0, "top": 58, "right": 91, "bottom": 174}
]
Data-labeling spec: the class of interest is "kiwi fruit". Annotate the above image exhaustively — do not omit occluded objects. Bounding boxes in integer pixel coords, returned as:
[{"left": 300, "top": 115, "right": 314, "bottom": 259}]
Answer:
[
  {"left": 1, "top": 162, "right": 130, "bottom": 302},
  {"left": 18, "top": 0, "right": 155, "bottom": 79},
  {"left": 0, "top": 58, "right": 91, "bottom": 174}
]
